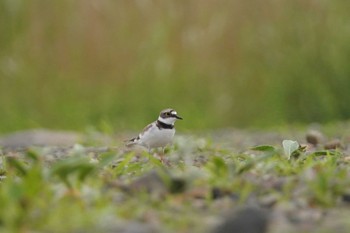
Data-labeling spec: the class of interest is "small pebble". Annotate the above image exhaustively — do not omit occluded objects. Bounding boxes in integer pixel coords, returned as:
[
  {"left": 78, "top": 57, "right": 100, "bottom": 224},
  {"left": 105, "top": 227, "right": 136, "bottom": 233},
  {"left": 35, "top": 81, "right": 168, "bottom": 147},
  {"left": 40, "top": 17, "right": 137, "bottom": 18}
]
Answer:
[
  {"left": 212, "top": 207, "right": 269, "bottom": 233},
  {"left": 324, "top": 139, "right": 342, "bottom": 150},
  {"left": 342, "top": 194, "right": 350, "bottom": 203},
  {"left": 306, "top": 130, "right": 324, "bottom": 146}
]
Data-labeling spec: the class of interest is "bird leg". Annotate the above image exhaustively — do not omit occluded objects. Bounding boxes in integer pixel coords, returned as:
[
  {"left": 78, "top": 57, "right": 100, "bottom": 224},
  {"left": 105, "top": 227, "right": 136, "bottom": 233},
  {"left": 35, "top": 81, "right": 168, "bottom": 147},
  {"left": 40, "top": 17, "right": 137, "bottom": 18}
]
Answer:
[
  {"left": 158, "top": 147, "right": 171, "bottom": 166},
  {"left": 156, "top": 147, "right": 164, "bottom": 163}
]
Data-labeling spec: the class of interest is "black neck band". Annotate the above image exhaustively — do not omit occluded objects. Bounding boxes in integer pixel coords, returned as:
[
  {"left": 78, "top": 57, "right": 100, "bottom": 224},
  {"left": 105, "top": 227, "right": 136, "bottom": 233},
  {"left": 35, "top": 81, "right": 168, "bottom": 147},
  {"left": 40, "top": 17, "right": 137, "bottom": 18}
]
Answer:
[{"left": 156, "top": 120, "right": 174, "bottom": 129}]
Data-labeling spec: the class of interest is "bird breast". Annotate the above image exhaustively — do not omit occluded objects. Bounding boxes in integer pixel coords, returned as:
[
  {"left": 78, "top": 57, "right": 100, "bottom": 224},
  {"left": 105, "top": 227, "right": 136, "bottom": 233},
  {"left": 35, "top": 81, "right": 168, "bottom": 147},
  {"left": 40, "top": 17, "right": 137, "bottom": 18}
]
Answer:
[{"left": 141, "top": 126, "right": 175, "bottom": 149}]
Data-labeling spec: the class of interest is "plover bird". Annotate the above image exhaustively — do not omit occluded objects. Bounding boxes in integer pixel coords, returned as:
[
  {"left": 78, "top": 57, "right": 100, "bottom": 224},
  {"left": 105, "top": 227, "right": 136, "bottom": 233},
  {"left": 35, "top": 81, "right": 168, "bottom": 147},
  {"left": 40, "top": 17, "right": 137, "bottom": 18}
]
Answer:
[{"left": 126, "top": 108, "right": 183, "bottom": 152}]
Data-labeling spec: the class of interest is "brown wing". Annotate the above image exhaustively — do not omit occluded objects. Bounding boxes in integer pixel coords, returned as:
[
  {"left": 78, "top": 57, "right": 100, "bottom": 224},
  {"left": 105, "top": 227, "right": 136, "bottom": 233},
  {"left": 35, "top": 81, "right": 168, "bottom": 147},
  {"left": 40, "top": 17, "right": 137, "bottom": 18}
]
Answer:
[{"left": 125, "top": 122, "right": 154, "bottom": 146}]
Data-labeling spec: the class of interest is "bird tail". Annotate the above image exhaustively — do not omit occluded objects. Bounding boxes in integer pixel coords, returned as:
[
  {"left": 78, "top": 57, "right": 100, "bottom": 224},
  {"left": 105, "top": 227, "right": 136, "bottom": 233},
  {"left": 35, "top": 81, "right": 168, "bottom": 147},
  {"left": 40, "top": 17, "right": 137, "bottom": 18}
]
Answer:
[{"left": 125, "top": 137, "right": 138, "bottom": 147}]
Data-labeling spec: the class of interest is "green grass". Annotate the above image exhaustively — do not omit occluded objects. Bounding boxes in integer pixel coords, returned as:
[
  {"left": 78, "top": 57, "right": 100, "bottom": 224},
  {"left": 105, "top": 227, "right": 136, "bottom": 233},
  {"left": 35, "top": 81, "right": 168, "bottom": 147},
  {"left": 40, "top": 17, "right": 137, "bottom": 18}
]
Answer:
[
  {"left": 1, "top": 134, "right": 350, "bottom": 233},
  {"left": 1, "top": 1, "right": 350, "bottom": 132}
]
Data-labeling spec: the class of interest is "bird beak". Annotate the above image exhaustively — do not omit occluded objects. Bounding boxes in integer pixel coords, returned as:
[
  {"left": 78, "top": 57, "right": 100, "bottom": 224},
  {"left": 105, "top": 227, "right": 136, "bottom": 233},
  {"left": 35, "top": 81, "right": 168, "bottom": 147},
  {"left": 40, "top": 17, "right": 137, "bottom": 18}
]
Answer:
[{"left": 174, "top": 114, "right": 183, "bottom": 120}]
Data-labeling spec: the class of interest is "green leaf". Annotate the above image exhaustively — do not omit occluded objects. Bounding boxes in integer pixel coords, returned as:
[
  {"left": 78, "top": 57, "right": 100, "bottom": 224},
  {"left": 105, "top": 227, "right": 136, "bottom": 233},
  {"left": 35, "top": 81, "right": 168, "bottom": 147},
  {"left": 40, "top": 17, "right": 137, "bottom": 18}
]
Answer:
[
  {"left": 312, "top": 150, "right": 341, "bottom": 156},
  {"left": 113, "top": 152, "right": 135, "bottom": 176},
  {"left": 282, "top": 140, "right": 300, "bottom": 159},
  {"left": 98, "top": 152, "right": 117, "bottom": 168},
  {"left": 6, "top": 157, "right": 27, "bottom": 176},
  {"left": 77, "top": 165, "right": 96, "bottom": 181},
  {"left": 205, "top": 156, "right": 229, "bottom": 179},
  {"left": 145, "top": 152, "right": 163, "bottom": 167},
  {"left": 26, "top": 150, "right": 39, "bottom": 162},
  {"left": 50, "top": 157, "right": 96, "bottom": 188},
  {"left": 250, "top": 145, "right": 276, "bottom": 152},
  {"left": 237, "top": 152, "right": 275, "bottom": 174}
]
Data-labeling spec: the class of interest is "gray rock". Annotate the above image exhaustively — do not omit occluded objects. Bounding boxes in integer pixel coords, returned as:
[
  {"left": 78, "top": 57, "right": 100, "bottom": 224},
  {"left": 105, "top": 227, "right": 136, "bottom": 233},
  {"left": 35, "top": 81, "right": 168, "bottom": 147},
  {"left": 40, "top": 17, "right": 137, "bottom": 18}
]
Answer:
[
  {"left": 324, "top": 139, "right": 342, "bottom": 150},
  {"left": 306, "top": 130, "right": 324, "bottom": 146},
  {"left": 212, "top": 207, "right": 269, "bottom": 233},
  {"left": 124, "top": 171, "right": 168, "bottom": 198}
]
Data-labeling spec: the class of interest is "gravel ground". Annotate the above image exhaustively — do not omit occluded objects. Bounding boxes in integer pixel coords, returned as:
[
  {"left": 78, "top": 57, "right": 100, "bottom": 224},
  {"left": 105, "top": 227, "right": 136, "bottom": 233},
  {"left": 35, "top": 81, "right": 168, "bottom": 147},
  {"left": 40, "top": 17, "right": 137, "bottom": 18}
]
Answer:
[{"left": 1, "top": 127, "right": 350, "bottom": 233}]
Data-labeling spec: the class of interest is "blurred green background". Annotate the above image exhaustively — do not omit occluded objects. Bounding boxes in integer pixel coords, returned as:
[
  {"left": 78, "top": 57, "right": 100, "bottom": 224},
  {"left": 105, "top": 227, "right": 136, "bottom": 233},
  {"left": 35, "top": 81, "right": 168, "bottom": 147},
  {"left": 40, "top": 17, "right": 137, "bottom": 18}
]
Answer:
[{"left": 1, "top": 0, "right": 350, "bottom": 133}]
